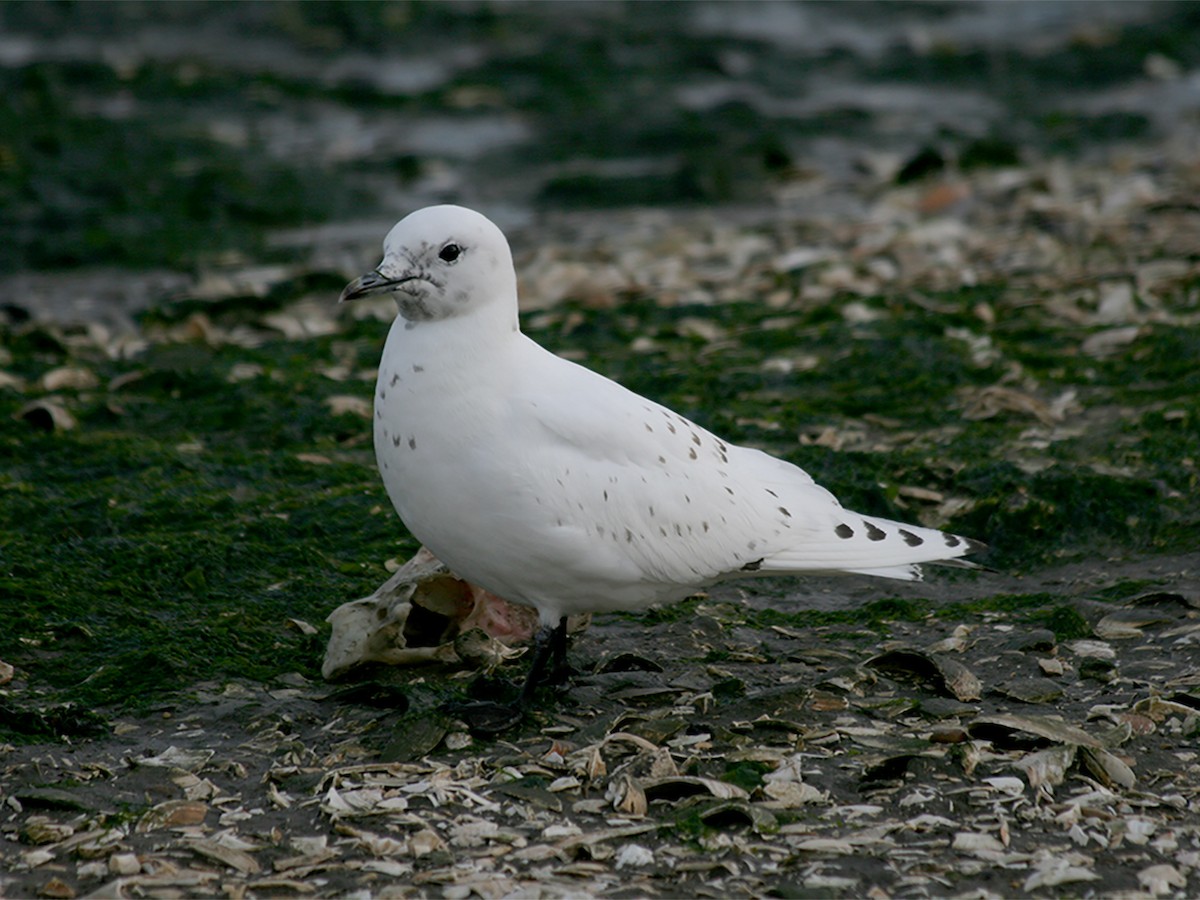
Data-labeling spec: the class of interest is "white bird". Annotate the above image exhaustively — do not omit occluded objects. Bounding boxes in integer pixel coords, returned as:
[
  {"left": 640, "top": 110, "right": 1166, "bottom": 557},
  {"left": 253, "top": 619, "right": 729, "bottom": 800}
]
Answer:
[{"left": 340, "top": 205, "right": 983, "bottom": 730}]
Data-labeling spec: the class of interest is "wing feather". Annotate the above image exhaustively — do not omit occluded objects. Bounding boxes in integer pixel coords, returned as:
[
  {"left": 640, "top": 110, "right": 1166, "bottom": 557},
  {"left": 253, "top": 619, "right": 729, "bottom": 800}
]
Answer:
[{"left": 514, "top": 344, "right": 981, "bottom": 600}]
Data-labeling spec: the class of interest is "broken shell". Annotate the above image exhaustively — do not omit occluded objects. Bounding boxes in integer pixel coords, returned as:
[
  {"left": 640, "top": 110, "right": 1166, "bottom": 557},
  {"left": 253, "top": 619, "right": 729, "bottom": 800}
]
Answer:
[
  {"left": 39, "top": 366, "right": 99, "bottom": 391},
  {"left": 16, "top": 399, "right": 76, "bottom": 432},
  {"left": 968, "top": 714, "right": 1103, "bottom": 750},
  {"left": 1079, "top": 746, "right": 1136, "bottom": 789},
  {"left": 866, "top": 649, "right": 982, "bottom": 702},
  {"left": 641, "top": 776, "right": 749, "bottom": 803}
]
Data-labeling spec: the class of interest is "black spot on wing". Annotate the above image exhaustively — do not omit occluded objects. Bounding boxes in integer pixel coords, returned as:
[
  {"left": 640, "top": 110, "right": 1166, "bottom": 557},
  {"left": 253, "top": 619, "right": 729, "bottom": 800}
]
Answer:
[
  {"left": 865, "top": 522, "right": 886, "bottom": 541},
  {"left": 835, "top": 523, "right": 854, "bottom": 539},
  {"left": 899, "top": 529, "right": 924, "bottom": 546},
  {"left": 944, "top": 533, "right": 961, "bottom": 547},
  {"left": 741, "top": 558, "right": 764, "bottom": 571}
]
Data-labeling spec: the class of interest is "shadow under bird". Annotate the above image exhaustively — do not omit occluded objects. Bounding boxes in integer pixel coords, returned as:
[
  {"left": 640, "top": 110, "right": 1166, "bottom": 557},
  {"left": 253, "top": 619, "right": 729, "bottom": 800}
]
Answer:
[{"left": 339, "top": 204, "right": 984, "bottom": 733}]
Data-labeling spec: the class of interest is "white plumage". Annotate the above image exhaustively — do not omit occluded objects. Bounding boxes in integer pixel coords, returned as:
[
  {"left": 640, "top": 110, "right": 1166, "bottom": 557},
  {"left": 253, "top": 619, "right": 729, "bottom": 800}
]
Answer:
[{"left": 341, "top": 205, "right": 981, "bottom": 629}]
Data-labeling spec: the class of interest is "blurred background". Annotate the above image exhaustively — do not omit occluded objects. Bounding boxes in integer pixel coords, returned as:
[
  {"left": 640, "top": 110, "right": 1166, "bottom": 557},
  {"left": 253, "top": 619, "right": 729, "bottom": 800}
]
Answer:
[
  {"left": 2, "top": 9, "right": 1200, "bottom": 890},
  {"left": 1, "top": 1, "right": 1198, "bottom": 717},
  {"left": 2, "top": 0, "right": 1198, "bottom": 321}
]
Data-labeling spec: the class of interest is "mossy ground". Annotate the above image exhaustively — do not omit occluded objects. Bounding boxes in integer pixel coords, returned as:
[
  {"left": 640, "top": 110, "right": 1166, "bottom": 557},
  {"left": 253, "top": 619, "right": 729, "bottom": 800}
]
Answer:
[
  {"left": 1, "top": 2, "right": 1198, "bottom": 739},
  {"left": 3, "top": 273, "right": 1196, "bottom": 733}
]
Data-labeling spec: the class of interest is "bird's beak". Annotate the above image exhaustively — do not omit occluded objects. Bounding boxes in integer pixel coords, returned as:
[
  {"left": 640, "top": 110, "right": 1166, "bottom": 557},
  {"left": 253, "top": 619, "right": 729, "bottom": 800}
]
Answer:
[{"left": 338, "top": 269, "right": 414, "bottom": 303}]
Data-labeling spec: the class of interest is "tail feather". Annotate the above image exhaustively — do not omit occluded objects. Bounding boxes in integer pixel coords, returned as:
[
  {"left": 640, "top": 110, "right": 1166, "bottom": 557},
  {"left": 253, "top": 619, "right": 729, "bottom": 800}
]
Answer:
[{"left": 756, "top": 511, "right": 986, "bottom": 580}]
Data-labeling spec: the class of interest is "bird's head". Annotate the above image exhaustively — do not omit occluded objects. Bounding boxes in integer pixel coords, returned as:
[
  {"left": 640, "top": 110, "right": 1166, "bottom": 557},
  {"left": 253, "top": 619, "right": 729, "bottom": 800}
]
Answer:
[{"left": 339, "top": 205, "right": 516, "bottom": 323}]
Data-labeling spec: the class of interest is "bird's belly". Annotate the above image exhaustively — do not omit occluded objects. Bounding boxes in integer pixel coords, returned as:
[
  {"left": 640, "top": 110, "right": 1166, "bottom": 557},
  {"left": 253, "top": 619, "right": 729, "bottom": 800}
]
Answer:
[{"left": 371, "top": 392, "right": 678, "bottom": 617}]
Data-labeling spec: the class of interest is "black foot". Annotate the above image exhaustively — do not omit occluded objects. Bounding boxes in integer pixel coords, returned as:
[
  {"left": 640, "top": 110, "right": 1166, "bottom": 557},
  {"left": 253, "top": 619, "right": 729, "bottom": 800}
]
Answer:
[
  {"left": 545, "top": 660, "right": 577, "bottom": 687},
  {"left": 444, "top": 617, "right": 575, "bottom": 738},
  {"left": 443, "top": 699, "right": 524, "bottom": 737}
]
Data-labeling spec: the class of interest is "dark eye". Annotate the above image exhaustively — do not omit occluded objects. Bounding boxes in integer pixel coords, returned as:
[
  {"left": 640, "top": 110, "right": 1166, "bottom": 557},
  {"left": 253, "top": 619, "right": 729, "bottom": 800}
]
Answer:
[{"left": 438, "top": 242, "right": 463, "bottom": 263}]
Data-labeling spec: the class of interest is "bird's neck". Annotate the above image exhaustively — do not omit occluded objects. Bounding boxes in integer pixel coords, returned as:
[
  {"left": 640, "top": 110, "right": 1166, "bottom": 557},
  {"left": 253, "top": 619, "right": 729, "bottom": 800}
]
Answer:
[{"left": 383, "top": 299, "right": 521, "bottom": 375}]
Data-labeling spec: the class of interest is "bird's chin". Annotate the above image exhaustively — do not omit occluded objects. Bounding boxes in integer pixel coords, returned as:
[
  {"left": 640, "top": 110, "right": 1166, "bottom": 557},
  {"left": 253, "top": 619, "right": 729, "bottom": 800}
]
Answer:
[{"left": 396, "top": 293, "right": 442, "bottom": 322}]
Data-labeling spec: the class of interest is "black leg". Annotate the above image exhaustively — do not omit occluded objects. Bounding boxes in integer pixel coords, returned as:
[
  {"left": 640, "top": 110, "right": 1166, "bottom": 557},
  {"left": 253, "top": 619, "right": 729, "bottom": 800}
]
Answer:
[
  {"left": 446, "top": 618, "right": 574, "bottom": 736},
  {"left": 517, "top": 618, "right": 573, "bottom": 697},
  {"left": 547, "top": 616, "right": 573, "bottom": 685}
]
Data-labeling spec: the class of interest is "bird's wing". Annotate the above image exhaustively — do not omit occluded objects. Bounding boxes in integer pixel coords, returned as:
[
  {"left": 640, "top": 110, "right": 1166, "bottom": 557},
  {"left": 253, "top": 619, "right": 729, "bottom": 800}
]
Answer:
[{"left": 512, "top": 343, "right": 979, "bottom": 591}]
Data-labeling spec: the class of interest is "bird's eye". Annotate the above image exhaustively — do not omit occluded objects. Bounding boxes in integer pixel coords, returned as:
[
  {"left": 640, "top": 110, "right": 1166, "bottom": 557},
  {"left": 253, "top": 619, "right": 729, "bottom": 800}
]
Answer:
[{"left": 438, "top": 243, "right": 463, "bottom": 264}]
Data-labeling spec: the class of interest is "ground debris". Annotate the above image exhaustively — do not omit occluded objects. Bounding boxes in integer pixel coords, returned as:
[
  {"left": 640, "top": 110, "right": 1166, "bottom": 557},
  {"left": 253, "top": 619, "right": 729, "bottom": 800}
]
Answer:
[{"left": 4, "top": 570, "right": 1200, "bottom": 898}]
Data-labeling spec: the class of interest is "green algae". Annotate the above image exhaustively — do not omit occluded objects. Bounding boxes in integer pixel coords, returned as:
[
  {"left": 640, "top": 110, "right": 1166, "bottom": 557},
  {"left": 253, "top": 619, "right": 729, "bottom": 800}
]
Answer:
[
  {"left": 1, "top": 2, "right": 1199, "bottom": 734},
  {"left": 0, "top": 61, "right": 355, "bottom": 272},
  {"left": 0, "top": 325, "right": 411, "bottom": 727},
  {"left": 3, "top": 268, "right": 1197, "bottom": 727}
]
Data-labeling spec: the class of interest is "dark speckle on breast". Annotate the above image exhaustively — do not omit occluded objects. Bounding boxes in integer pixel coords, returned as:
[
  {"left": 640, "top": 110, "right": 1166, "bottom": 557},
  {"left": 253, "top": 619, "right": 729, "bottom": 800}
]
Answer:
[
  {"left": 408, "top": 437, "right": 416, "bottom": 450},
  {"left": 412, "top": 364, "right": 424, "bottom": 373}
]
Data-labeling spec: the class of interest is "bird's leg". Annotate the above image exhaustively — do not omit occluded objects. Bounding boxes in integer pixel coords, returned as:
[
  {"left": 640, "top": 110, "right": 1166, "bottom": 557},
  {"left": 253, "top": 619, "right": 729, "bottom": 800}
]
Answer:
[
  {"left": 545, "top": 616, "right": 574, "bottom": 686},
  {"left": 446, "top": 618, "right": 573, "bottom": 736},
  {"left": 517, "top": 618, "right": 572, "bottom": 701}
]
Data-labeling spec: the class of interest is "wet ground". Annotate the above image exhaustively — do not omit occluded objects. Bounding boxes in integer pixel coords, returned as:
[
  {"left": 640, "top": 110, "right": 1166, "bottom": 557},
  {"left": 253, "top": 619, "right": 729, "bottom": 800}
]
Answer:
[
  {"left": 3, "top": 555, "right": 1200, "bottom": 898},
  {"left": 2, "top": 2, "right": 1200, "bottom": 897}
]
